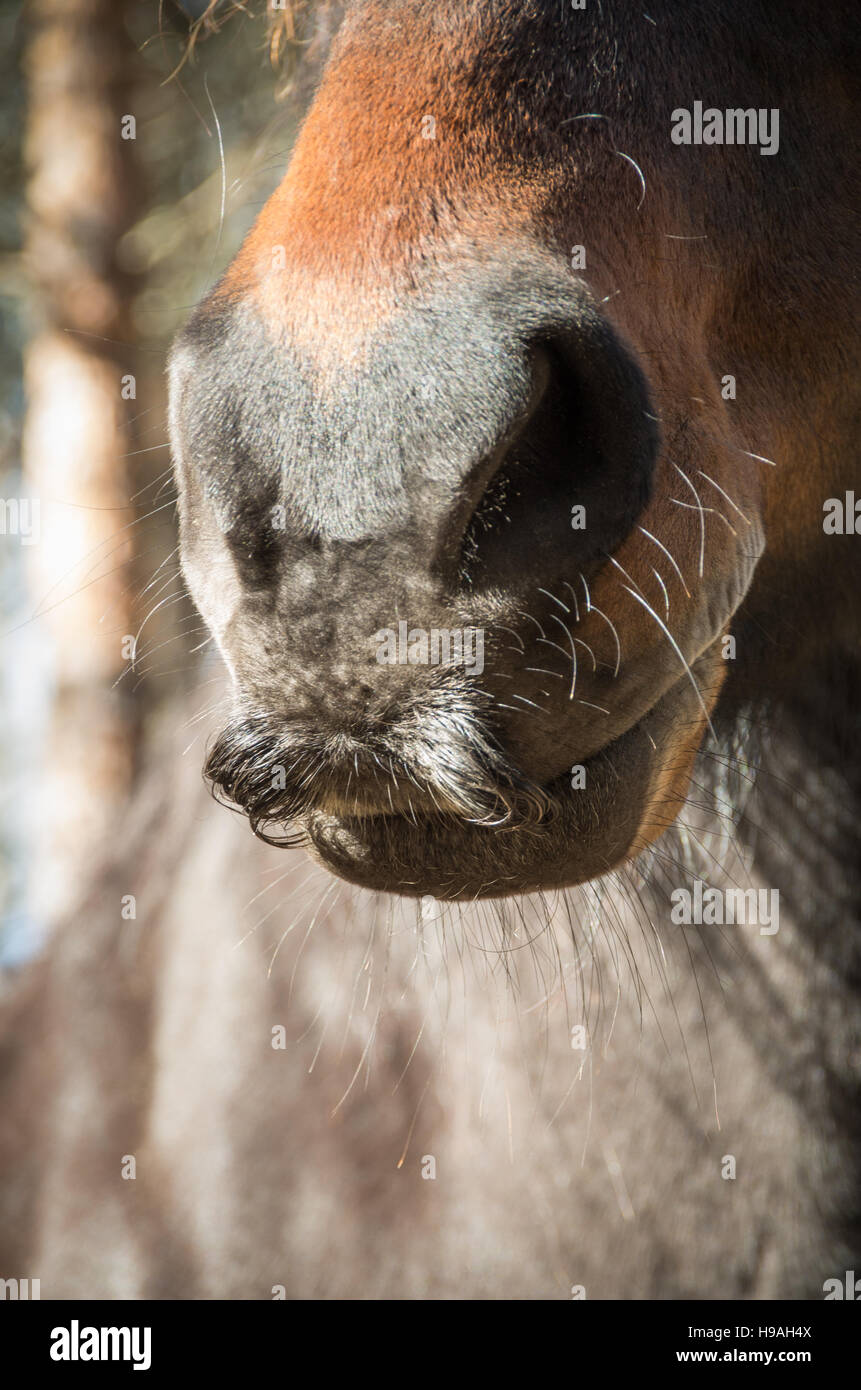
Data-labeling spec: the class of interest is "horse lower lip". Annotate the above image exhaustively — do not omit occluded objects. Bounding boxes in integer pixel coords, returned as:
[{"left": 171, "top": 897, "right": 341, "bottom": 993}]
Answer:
[{"left": 302, "top": 740, "right": 626, "bottom": 896}]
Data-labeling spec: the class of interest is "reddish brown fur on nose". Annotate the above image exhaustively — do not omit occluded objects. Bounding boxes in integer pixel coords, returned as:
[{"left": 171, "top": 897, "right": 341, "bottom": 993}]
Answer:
[{"left": 215, "top": 5, "right": 567, "bottom": 358}]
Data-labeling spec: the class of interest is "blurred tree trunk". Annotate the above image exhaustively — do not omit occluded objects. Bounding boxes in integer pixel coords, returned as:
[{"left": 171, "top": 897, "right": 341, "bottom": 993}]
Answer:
[{"left": 22, "top": 0, "right": 143, "bottom": 926}]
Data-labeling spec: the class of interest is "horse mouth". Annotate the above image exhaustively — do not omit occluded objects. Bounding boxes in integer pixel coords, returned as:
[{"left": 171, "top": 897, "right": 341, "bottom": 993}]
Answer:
[{"left": 301, "top": 652, "right": 723, "bottom": 900}]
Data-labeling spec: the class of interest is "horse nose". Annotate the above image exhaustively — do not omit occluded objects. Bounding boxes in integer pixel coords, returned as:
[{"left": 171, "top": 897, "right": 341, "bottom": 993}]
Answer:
[
  {"left": 172, "top": 247, "right": 656, "bottom": 556},
  {"left": 170, "top": 250, "right": 659, "bottom": 729}
]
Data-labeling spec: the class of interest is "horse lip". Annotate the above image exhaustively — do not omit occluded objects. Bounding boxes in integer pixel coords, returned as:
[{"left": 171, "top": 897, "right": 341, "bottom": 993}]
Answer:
[{"left": 300, "top": 650, "right": 722, "bottom": 899}]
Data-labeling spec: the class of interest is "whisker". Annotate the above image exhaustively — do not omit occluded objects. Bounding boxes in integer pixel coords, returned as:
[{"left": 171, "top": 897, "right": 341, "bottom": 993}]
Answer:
[
  {"left": 671, "top": 462, "right": 706, "bottom": 577},
  {"left": 618, "top": 584, "right": 717, "bottom": 742},
  {"left": 549, "top": 612, "right": 577, "bottom": 699},
  {"left": 696, "top": 470, "right": 752, "bottom": 527},
  {"left": 636, "top": 524, "right": 691, "bottom": 598}
]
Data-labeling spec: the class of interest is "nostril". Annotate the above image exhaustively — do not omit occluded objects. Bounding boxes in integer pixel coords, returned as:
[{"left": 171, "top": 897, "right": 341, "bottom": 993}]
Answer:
[{"left": 459, "top": 335, "right": 657, "bottom": 591}]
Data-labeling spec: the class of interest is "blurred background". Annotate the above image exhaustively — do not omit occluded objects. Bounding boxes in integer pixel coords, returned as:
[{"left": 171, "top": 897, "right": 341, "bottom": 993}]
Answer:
[{"left": 0, "top": 0, "right": 318, "bottom": 969}]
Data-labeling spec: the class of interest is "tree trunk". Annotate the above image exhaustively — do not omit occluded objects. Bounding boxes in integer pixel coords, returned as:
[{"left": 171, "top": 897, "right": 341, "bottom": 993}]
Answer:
[{"left": 22, "top": 0, "right": 143, "bottom": 925}]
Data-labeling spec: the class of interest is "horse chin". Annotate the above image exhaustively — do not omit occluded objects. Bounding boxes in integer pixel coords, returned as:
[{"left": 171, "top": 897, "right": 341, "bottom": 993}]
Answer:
[{"left": 302, "top": 651, "right": 725, "bottom": 900}]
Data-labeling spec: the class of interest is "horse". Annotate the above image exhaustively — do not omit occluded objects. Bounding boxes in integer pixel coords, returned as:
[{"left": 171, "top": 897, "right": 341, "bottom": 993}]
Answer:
[{"left": 1, "top": 0, "right": 859, "bottom": 1299}]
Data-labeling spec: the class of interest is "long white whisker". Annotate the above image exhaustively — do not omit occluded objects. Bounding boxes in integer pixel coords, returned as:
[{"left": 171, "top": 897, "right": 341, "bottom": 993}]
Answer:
[
  {"left": 651, "top": 567, "right": 670, "bottom": 621},
  {"left": 670, "top": 497, "right": 737, "bottom": 538},
  {"left": 549, "top": 613, "right": 577, "bottom": 699},
  {"left": 696, "top": 470, "right": 752, "bottom": 527},
  {"left": 636, "top": 524, "right": 691, "bottom": 598},
  {"left": 619, "top": 584, "right": 717, "bottom": 742},
  {"left": 615, "top": 149, "right": 646, "bottom": 208},
  {"left": 671, "top": 462, "right": 706, "bottom": 578}
]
